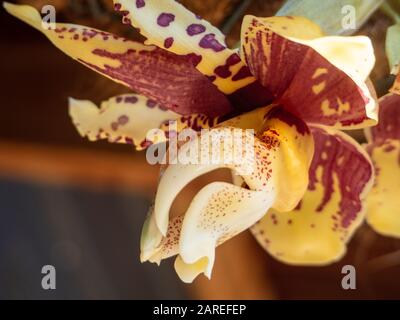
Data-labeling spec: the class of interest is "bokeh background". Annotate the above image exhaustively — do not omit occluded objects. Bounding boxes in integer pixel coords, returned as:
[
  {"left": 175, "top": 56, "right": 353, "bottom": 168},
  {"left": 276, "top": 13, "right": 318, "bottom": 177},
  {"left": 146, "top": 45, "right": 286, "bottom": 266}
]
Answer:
[{"left": 1, "top": 0, "right": 400, "bottom": 299}]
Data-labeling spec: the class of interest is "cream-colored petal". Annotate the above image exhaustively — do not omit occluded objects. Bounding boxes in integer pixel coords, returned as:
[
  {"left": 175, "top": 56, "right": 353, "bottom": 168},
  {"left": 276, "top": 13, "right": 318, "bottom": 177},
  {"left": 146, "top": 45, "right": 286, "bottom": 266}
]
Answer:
[
  {"left": 178, "top": 182, "right": 274, "bottom": 280},
  {"left": 146, "top": 108, "right": 314, "bottom": 282},
  {"left": 69, "top": 95, "right": 179, "bottom": 150},
  {"left": 69, "top": 95, "right": 217, "bottom": 150}
]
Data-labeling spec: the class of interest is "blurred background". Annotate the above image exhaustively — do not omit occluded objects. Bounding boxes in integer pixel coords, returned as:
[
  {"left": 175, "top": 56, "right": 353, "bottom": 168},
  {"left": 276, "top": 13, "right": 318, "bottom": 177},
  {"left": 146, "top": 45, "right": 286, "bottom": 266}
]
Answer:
[{"left": 1, "top": 0, "right": 400, "bottom": 299}]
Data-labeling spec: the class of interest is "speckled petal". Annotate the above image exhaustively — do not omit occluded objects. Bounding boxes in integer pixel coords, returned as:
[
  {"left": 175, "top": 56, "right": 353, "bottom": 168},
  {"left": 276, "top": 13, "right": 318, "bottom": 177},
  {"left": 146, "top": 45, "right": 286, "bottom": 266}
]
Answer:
[
  {"left": 155, "top": 114, "right": 313, "bottom": 236},
  {"left": 69, "top": 95, "right": 217, "bottom": 150},
  {"left": 365, "top": 90, "right": 400, "bottom": 237},
  {"left": 366, "top": 93, "right": 400, "bottom": 144},
  {"left": 4, "top": 2, "right": 232, "bottom": 117},
  {"left": 251, "top": 126, "right": 374, "bottom": 265},
  {"left": 112, "top": 0, "right": 274, "bottom": 112},
  {"left": 241, "top": 15, "right": 377, "bottom": 129},
  {"left": 142, "top": 181, "right": 276, "bottom": 283},
  {"left": 141, "top": 209, "right": 183, "bottom": 263},
  {"left": 178, "top": 182, "right": 274, "bottom": 281},
  {"left": 112, "top": 0, "right": 252, "bottom": 94},
  {"left": 366, "top": 140, "right": 400, "bottom": 237},
  {"left": 147, "top": 108, "right": 314, "bottom": 281}
]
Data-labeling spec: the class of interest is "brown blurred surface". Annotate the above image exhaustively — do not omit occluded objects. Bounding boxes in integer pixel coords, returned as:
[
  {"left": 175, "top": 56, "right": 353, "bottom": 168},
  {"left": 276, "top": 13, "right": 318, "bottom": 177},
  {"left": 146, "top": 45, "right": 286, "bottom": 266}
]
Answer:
[{"left": 1, "top": 0, "right": 400, "bottom": 299}]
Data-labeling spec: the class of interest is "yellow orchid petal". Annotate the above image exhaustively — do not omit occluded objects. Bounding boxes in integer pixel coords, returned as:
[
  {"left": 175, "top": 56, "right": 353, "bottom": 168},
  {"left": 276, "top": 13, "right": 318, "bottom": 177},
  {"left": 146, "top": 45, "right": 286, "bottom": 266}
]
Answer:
[
  {"left": 251, "top": 126, "right": 374, "bottom": 265},
  {"left": 365, "top": 93, "right": 400, "bottom": 144},
  {"left": 178, "top": 182, "right": 273, "bottom": 281},
  {"left": 141, "top": 211, "right": 183, "bottom": 263},
  {"left": 112, "top": 0, "right": 255, "bottom": 95},
  {"left": 140, "top": 206, "right": 165, "bottom": 263},
  {"left": 154, "top": 112, "right": 313, "bottom": 236},
  {"left": 364, "top": 91, "right": 400, "bottom": 237},
  {"left": 366, "top": 140, "right": 400, "bottom": 237},
  {"left": 144, "top": 107, "right": 314, "bottom": 282},
  {"left": 69, "top": 95, "right": 217, "bottom": 150},
  {"left": 143, "top": 182, "right": 274, "bottom": 283},
  {"left": 4, "top": 2, "right": 231, "bottom": 116},
  {"left": 69, "top": 95, "right": 178, "bottom": 150},
  {"left": 174, "top": 255, "right": 210, "bottom": 283},
  {"left": 241, "top": 15, "right": 377, "bottom": 129}
]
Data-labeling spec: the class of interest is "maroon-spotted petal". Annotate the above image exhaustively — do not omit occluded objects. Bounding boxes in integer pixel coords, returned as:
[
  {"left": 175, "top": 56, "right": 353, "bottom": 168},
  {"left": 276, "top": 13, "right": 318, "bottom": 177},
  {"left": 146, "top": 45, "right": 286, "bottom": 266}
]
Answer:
[
  {"left": 112, "top": 0, "right": 275, "bottom": 114},
  {"left": 367, "top": 93, "right": 400, "bottom": 143},
  {"left": 251, "top": 125, "right": 374, "bottom": 265},
  {"left": 241, "top": 15, "right": 377, "bottom": 129},
  {"left": 5, "top": 3, "right": 232, "bottom": 117}
]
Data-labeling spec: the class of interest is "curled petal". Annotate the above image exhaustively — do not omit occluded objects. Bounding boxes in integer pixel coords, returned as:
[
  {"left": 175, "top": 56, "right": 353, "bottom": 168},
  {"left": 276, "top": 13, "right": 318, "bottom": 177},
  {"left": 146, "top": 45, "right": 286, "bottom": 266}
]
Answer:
[
  {"left": 177, "top": 182, "right": 274, "bottom": 282},
  {"left": 141, "top": 209, "right": 183, "bottom": 263},
  {"left": 174, "top": 255, "right": 210, "bottom": 284},
  {"left": 142, "top": 182, "right": 275, "bottom": 283},
  {"left": 366, "top": 140, "right": 400, "bottom": 237},
  {"left": 259, "top": 107, "right": 314, "bottom": 212},
  {"left": 366, "top": 93, "right": 400, "bottom": 144},
  {"left": 251, "top": 126, "right": 374, "bottom": 265},
  {"left": 365, "top": 89, "right": 400, "bottom": 237},
  {"left": 146, "top": 109, "right": 313, "bottom": 281},
  {"left": 241, "top": 15, "right": 377, "bottom": 129},
  {"left": 69, "top": 95, "right": 217, "bottom": 150},
  {"left": 140, "top": 207, "right": 165, "bottom": 262},
  {"left": 4, "top": 2, "right": 231, "bottom": 116},
  {"left": 112, "top": 0, "right": 274, "bottom": 112},
  {"left": 155, "top": 113, "right": 313, "bottom": 235}
]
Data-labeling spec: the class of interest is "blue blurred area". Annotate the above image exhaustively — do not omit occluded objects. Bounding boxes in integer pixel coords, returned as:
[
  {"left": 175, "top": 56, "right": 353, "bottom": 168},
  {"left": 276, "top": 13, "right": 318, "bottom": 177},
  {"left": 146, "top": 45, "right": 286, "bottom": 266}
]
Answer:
[{"left": 0, "top": 178, "right": 186, "bottom": 299}]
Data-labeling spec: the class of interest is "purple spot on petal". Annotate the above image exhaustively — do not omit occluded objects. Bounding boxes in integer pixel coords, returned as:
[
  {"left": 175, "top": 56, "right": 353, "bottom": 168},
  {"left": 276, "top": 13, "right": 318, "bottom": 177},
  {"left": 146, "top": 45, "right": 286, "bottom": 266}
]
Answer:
[
  {"left": 157, "top": 13, "right": 175, "bottom": 27},
  {"left": 136, "top": 0, "right": 145, "bottom": 8},
  {"left": 122, "top": 17, "right": 132, "bottom": 25},
  {"left": 185, "top": 53, "right": 202, "bottom": 67},
  {"left": 186, "top": 24, "right": 206, "bottom": 36},
  {"left": 118, "top": 115, "right": 129, "bottom": 125},
  {"left": 232, "top": 66, "right": 253, "bottom": 81},
  {"left": 140, "top": 140, "right": 153, "bottom": 148},
  {"left": 164, "top": 37, "right": 174, "bottom": 48},
  {"left": 111, "top": 122, "right": 119, "bottom": 131},
  {"left": 207, "top": 75, "right": 216, "bottom": 82},
  {"left": 124, "top": 96, "right": 138, "bottom": 104},
  {"left": 146, "top": 99, "right": 157, "bottom": 108},
  {"left": 199, "top": 33, "right": 225, "bottom": 52},
  {"left": 214, "top": 53, "right": 241, "bottom": 78}
]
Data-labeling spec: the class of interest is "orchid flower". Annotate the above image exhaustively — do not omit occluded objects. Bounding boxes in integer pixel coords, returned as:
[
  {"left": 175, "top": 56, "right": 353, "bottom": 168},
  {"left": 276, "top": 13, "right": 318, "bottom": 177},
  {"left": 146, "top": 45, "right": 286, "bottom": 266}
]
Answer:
[
  {"left": 5, "top": 1, "right": 377, "bottom": 282},
  {"left": 365, "top": 73, "right": 400, "bottom": 237}
]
